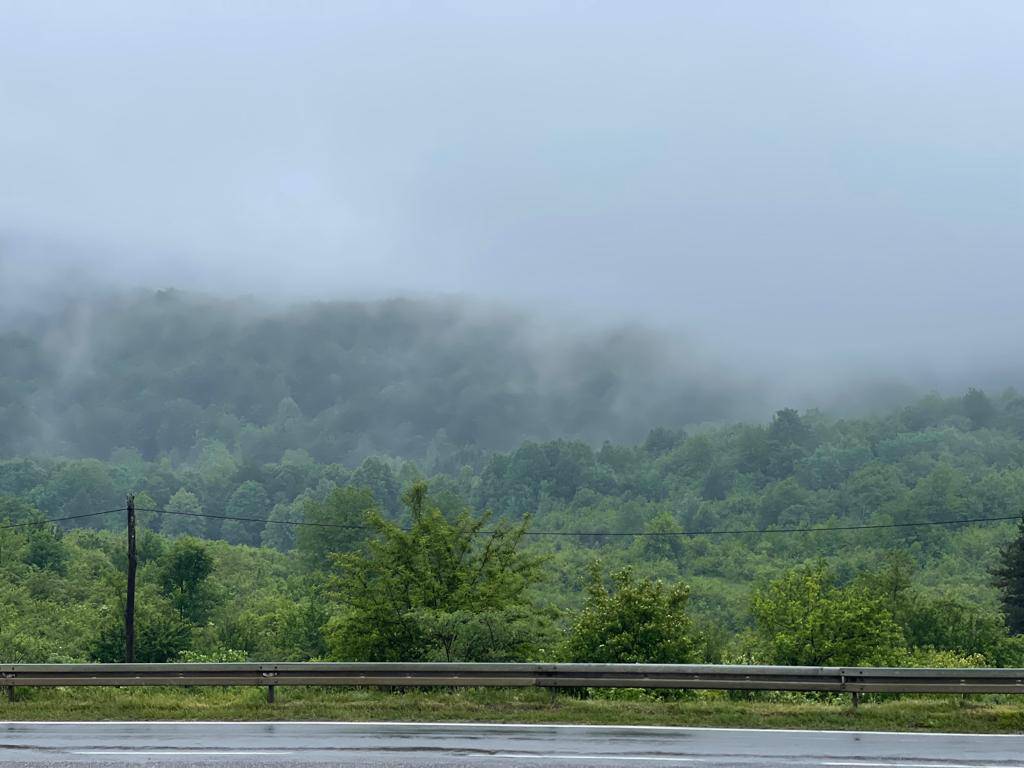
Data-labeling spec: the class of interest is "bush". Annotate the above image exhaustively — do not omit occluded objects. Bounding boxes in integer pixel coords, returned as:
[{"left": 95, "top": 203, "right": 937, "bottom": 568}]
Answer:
[
  {"left": 91, "top": 601, "right": 193, "bottom": 663},
  {"left": 752, "top": 562, "right": 905, "bottom": 666},
  {"left": 565, "top": 566, "right": 699, "bottom": 664}
]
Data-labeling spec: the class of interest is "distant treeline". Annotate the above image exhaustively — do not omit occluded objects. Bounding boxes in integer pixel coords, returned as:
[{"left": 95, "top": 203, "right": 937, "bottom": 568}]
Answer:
[
  {"left": 3, "top": 389, "right": 1024, "bottom": 666},
  {"left": 0, "top": 289, "right": 751, "bottom": 462}
]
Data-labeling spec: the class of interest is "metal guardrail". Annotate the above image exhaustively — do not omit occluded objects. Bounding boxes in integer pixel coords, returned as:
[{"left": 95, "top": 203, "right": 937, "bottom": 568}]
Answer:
[{"left": 3, "top": 663, "right": 1024, "bottom": 704}]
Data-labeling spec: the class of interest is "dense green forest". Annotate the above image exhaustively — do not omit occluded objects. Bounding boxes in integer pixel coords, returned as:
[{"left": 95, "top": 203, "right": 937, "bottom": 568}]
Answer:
[
  {"left": 0, "top": 290, "right": 753, "bottom": 462},
  {"left": 3, "top": 386, "right": 1024, "bottom": 667}
]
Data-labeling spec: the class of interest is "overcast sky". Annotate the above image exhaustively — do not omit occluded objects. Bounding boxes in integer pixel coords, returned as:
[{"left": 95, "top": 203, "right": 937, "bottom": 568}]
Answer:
[{"left": 1, "top": 1, "right": 1022, "bottom": 391}]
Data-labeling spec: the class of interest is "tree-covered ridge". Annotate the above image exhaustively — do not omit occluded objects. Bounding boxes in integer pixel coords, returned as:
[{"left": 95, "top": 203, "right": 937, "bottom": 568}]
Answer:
[
  {"left": 2, "top": 389, "right": 1024, "bottom": 666},
  {"left": 0, "top": 289, "right": 748, "bottom": 462}
]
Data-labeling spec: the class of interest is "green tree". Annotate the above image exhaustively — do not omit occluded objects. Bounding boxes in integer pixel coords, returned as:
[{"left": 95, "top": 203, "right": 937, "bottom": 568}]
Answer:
[
  {"left": 902, "top": 595, "right": 1011, "bottom": 664},
  {"left": 994, "top": 516, "right": 1024, "bottom": 634},
  {"left": 193, "top": 440, "right": 239, "bottom": 502},
  {"left": 565, "top": 566, "right": 698, "bottom": 664},
  {"left": 264, "top": 449, "right": 320, "bottom": 502},
  {"left": 261, "top": 500, "right": 302, "bottom": 551},
  {"left": 0, "top": 460, "right": 48, "bottom": 499},
  {"left": 31, "top": 459, "right": 118, "bottom": 529},
  {"left": 735, "top": 425, "right": 770, "bottom": 475},
  {"left": 701, "top": 464, "right": 735, "bottom": 501},
  {"left": 768, "top": 408, "right": 812, "bottom": 447},
  {"left": 297, "top": 486, "right": 378, "bottom": 571},
  {"left": 963, "top": 388, "right": 996, "bottom": 430},
  {"left": 133, "top": 491, "right": 160, "bottom": 533},
  {"left": 863, "top": 553, "right": 1012, "bottom": 664},
  {"left": 23, "top": 518, "right": 68, "bottom": 574},
  {"left": 326, "top": 482, "right": 541, "bottom": 661},
  {"left": 638, "top": 511, "right": 685, "bottom": 560},
  {"left": 859, "top": 550, "right": 916, "bottom": 618},
  {"left": 758, "top": 478, "right": 810, "bottom": 528},
  {"left": 643, "top": 427, "right": 685, "bottom": 455},
  {"left": 161, "top": 488, "right": 206, "bottom": 537},
  {"left": 158, "top": 537, "right": 217, "bottom": 624},
  {"left": 1, "top": 498, "right": 69, "bottom": 574},
  {"left": 109, "top": 448, "right": 147, "bottom": 494},
  {"left": 91, "top": 598, "right": 192, "bottom": 663},
  {"left": 352, "top": 457, "right": 401, "bottom": 515},
  {"left": 663, "top": 435, "right": 714, "bottom": 478},
  {"left": 765, "top": 409, "right": 813, "bottom": 478},
  {"left": 221, "top": 480, "right": 270, "bottom": 545},
  {"left": 752, "top": 562, "right": 904, "bottom": 666}
]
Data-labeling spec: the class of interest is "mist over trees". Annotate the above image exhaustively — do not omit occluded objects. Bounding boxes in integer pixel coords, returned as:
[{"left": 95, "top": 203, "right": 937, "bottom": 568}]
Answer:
[
  {"left": 5, "top": 289, "right": 1024, "bottom": 669},
  {"left": 0, "top": 289, "right": 755, "bottom": 464}
]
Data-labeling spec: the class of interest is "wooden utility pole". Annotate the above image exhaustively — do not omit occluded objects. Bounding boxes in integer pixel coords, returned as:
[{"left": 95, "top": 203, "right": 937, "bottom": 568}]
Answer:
[{"left": 125, "top": 493, "right": 137, "bottom": 663}]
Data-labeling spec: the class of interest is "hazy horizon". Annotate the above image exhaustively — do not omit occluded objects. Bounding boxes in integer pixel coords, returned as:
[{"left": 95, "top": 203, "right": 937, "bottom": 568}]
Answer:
[{"left": 3, "top": 1, "right": 1023, "bottom": 409}]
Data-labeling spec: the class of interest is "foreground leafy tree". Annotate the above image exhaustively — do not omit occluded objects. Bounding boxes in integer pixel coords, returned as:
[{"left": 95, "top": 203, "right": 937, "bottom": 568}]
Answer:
[
  {"left": 565, "top": 566, "right": 699, "bottom": 663},
  {"left": 327, "top": 482, "right": 542, "bottom": 661},
  {"left": 865, "top": 552, "right": 1018, "bottom": 665},
  {"left": 752, "top": 562, "right": 904, "bottom": 666},
  {"left": 0, "top": 578, "right": 98, "bottom": 662},
  {"left": 91, "top": 595, "right": 193, "bottom": 663},
  {"left": 994, "top": 516, "right": 1024, "bottom": 634},
  {"left": 211, "top": 595, "right": 328, "bottom": 660},
  {"left": 903, "top": 595, "right": 1019, "bottom": 666},
  {"left": 158, "top": 537, "right": 217, "bottom": 624}
]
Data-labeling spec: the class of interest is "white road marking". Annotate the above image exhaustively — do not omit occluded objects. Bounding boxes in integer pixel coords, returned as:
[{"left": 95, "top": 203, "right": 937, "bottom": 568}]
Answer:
[
  {"left": 821, "top": 763, "right": 1024, "bottom": 768},
  {"left": 74, "top": 750, "right": 294, "bottom": 756},
  {"left": 495, "top": 756, "right": 701, "bottom": 763},
  {"left": 4, "top": 721, "right": 1023, "bottom": 738}
]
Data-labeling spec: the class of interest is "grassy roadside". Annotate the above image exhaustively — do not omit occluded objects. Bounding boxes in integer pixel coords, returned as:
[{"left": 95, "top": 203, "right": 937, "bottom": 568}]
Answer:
[{"left": 1, "top": 687, "right": 1023, "bottom": 733}]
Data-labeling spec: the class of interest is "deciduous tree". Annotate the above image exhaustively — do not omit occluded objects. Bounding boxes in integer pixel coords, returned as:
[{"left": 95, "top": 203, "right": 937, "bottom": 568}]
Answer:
[
  {"left": 565, "top": 566, "right": 698, "bottom": 664},
  {"left": 753, "top": 562, "right": 904, "bottom": 666},
  {"left": 327, "top": 482, "right": 542, "bottom": 661}
]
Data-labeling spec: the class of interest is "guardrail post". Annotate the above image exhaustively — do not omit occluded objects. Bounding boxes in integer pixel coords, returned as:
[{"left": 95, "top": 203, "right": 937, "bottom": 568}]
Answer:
[
  {"left": 851, "top": 691, "right": 860, "bottom": 709},
  {"left": 5, "top": 686, "right": 13, "bottom": 703},
  {"left": 262, "top": 668, "right": 278, "bottom": 704}
]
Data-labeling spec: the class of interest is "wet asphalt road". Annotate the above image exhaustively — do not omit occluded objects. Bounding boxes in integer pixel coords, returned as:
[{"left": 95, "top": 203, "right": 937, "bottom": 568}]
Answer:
[{"left": 0, "top": 721, "right": 1022, "bottom": 767}]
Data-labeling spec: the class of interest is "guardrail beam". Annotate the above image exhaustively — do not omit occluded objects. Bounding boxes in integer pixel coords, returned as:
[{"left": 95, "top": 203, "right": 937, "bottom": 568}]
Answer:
[{"left": 0, "top": 663, "right": 1022, "bottom": 697}]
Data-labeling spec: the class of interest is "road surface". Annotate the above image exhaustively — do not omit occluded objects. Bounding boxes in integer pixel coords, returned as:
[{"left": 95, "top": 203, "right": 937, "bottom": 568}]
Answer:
[{"left": 0, "top": 721, "right": 1022, "bottom": 766}]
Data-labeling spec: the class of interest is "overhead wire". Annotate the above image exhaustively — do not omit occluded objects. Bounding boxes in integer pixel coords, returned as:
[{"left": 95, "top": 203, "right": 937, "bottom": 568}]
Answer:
[
  {"left": 0, "top": 508, "right": 126, "bottom": 531},
  {"left": 1, "top": 506, "right": 1018, "bottom": 538},
  {"left": 137, "top": 507, "right": 369, "bottom": 530},
  {"left": 135, "top": 506, "right": 1021, "bottom": 538}
]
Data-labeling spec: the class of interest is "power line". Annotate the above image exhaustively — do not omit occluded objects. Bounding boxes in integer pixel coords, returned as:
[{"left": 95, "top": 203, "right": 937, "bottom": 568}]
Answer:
[
  {"left": 0, "top": 508, "right": 126, "bottom": 531},
  {"left": 607, "top": 514, "right": 1023, "bottom": 538},
  {"left": 137, "top": 507, "right": 369, "bottom": 531},
  {"left": 136, "top": 506, "right": 1021, "bottom": 538},
  {"left": 2, "top": 506, "right": 1017, "bottom": 539}
]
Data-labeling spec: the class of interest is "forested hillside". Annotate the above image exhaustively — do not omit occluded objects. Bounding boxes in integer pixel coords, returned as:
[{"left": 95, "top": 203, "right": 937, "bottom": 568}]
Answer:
[
  {"left": 3, "top": 389, "right": 1024, "bottom": 667},
  {"left": 0, "top": 290, "right": 750, "bottom": 462}
]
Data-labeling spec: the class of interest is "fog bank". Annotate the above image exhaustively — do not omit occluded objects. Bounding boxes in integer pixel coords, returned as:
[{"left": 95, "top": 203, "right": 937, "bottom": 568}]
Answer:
[{"left": 2, "top": 2, "right": 1023, "bottom": 413}]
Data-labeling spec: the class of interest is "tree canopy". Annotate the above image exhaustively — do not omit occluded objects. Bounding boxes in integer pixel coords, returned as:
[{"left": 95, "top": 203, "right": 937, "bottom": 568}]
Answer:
[
  {"left": 2, "top": 389, "right": 1024, "bottom": 667},
  {"left": 326, "top": 483, "right": 543, "bottom": 661}
]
